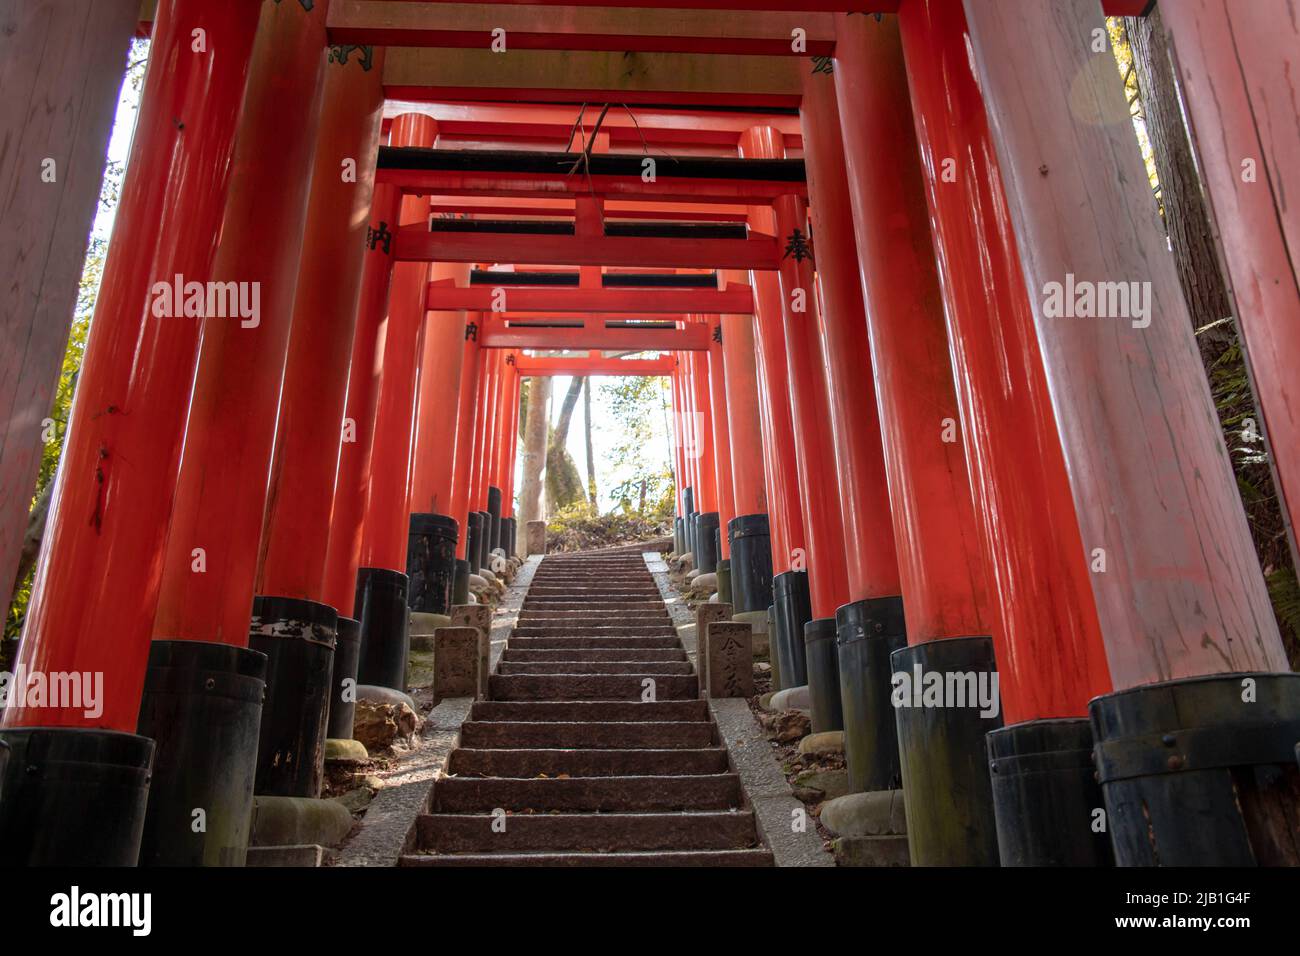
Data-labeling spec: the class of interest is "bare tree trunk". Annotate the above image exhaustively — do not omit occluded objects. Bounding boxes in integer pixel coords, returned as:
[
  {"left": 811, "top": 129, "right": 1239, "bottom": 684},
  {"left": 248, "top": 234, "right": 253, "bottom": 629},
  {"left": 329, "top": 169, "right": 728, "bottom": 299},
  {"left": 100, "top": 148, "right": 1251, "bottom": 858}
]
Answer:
[
  {"left": 8, "top": 480, "right": 53, "bottom": 605},
  {"left": 552, "top": 375, "right": 584, "bottom": 449},
  {"left": 518, "top": 376, "right": 552, "bottom": 533},
  {"left": 1125, "top": 8, "right": 1234, "bottom": 353},
  {"left": 583, "top": 378, "right": 598, "bottom": 509}
]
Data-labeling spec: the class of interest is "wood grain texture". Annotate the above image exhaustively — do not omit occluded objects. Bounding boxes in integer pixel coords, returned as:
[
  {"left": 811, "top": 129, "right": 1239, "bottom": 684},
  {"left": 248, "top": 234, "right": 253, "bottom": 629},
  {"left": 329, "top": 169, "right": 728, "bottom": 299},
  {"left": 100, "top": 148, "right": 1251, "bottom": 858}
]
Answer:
[
  {"left": 0, "top": 0, "right": 135, "bottom": 596},
  {"left": 963, "top": 0, "right": 1287, "bottom": 686}
]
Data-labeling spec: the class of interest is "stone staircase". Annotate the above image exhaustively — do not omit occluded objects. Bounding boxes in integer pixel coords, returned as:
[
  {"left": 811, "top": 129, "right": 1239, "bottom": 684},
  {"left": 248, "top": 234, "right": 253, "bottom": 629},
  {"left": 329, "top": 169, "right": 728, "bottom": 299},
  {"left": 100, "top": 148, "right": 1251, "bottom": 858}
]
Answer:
[{"left": 401, "top": 549, "right": 773, "bottom": 866}]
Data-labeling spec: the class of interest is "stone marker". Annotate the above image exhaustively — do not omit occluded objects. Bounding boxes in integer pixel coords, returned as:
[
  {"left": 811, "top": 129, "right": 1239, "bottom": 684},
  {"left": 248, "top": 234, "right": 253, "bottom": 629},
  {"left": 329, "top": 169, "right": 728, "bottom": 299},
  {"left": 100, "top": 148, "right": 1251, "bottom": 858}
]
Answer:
[
  {"left": 706, "top": 621, "right": 754, "bottom": 699},
  {"left": 450, "top": 604, "right": 493, "bottom": 699},
  {"left": 695, "top": 602, "right": 732, "bottom": 693},
  {"left": 433, "top": 627, "right": 480, "bottom": 700},
  {"left": 525, "top": 520, "right": 546, "bottom": 555}
]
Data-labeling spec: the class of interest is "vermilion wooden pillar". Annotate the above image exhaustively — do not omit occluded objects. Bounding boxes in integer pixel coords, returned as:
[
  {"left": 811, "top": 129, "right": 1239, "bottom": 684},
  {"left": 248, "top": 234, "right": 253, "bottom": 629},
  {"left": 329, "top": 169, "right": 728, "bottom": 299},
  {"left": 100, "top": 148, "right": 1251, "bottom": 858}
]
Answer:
[
  {"left": 898, "top": 0, "right": 1113, "bottom": 866},
  {"left": 964, "top": 0, "right": 1295, "bottom": 867},
  {"left": 798, "top": 75, "right": 899, "bottom": 606},
  {"left": 706, "top": 315, "right": 735, "bottom": 559},
  {"left": 734, "top": 191, "right": 804, "bottom": 577},
  {"left": 744, "top": 126, "right": 848, "bottom": 620},
  {"left": 962, "top": 0, "right": 1285, "bottom": 684},
  {"left": 357, "top": 115, "right": 438, "bottom": 576},
  {"left": 493, "top": 355, "right": 520, "bottom": 516},
  {"left": 410, "top": 263, "right": 473, "bottom": 516},
  {"left": 447, "top": 313, "right": 483, "bottom": 561},
  {"left": 718, "top": 274, "right": 768, "bottom": 520},
  {"left": 835, "top": 12, "right": 1000, "bottom": 865},
  {"left": 258, "top": 46, "right": 387, "bottom": 602},
  {"left": 153, "top": 0, "right": 331, "bottom": 647},
  {"left": 687, "top": 328, "right": 717, "bottom": 513},
  {"left": 0, "top": 0, "right": 136, "bottom": 605},
  {"left": 897, "top": 0, "right": 1109, "bottom": 724},
  {"left": 1161, "top": 1, "right": 1300, "bottom": 564},
  {"left": 321, "top": 182, "right": 402, "bottom": 617},
  {"left": 5, "top": 0, "right": 262, "bottom": 730},
  {"left": 669, "top": 362, "right": 687, "bottom": 524}
]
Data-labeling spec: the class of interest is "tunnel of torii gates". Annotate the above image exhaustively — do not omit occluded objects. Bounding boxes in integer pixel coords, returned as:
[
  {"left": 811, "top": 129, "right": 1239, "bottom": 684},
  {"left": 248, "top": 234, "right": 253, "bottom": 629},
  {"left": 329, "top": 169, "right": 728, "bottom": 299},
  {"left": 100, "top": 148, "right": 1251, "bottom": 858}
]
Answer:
[{"left": 1, "top": 0, "right": 1298, "bottom": 869}]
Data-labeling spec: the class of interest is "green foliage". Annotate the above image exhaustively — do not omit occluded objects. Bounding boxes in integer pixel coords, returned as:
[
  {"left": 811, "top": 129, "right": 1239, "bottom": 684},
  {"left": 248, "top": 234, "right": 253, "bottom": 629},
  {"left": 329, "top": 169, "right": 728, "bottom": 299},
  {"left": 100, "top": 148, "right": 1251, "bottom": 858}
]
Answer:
[
  {"left": 546, "top": 501, "right": 672, "bottom": 553},
  {"left": 598, "top": 375, "right": 675, "bottom": 516}
]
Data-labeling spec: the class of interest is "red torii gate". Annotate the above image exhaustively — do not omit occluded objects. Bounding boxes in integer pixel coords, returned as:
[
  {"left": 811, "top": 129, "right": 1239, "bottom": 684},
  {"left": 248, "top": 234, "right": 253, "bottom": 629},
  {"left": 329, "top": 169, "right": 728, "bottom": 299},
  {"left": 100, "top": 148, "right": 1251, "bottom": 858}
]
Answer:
[{"left": 2, "top": 0, "right": 1296, "bottom": 876}]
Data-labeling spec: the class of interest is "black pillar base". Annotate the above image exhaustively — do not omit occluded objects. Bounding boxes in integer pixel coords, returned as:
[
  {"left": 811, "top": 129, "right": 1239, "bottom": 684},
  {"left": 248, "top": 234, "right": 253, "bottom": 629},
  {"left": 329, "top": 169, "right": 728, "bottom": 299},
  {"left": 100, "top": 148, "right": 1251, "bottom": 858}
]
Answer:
[
  {"left": 452, "top": 558, "right": 471, "bottom": 606},
  {"left": 487, "top": 485, "right": 503, "bottom": 552},
  {"left": 891, "top": 635, "right": 1003, "bottom": 865},
  {"left": 717, "top": 559, "right": 732, "bottom": 605},
  {"left": 353, "top": 567, "right": 409, "bottom": 692},
  {"left": 465, "top": 512, "right": 483, "bottom": 574},
  {"left": 0, "top": 727, "right": 154, "bottom": 865},
  {"left": 674, "top": 517, "right": 684, "bottom": 555},
  {"left": 767, "top": 604, "right": 781, "bottom": 691},
  {"left": 407, "top": 512, "right": 458, "bottom": 615},
  {"left": 988, "top": 717, "right": 1113, "bottom": 866},
  {"left": 836, "top": 596, "right": 906, "bottom": 793},
  {"left": 249, "top": 596, "right": 337, "bottom": 799},
  {"left": 137, "top": 640, "right": 267, "bottom": 866},
  {"left": 683, "top": 487, "right": 695, "bottom": 555},
  {"left": 506, "top": 517, "right": 517, "bottom": 558},
  {"left": 694, "top": 511, "right": 720, "bottom": 573},
  {"left": 476, "top": 510, "right": 492, "bottom": 571},
  {"left": 805, "top": 618, "right": 844, "bottom": 733},
  {"left": 772, "top": 570, "right": 811, "bottom": 689},
  {"left": 327, "top": 617, "right": 361, "bottom": 740},
  {"left": 1091, "top": 671, "right": 1300, "bottom": 866},
  {"left": 729, "top": 513, "right": 773, "bottom": 614}
]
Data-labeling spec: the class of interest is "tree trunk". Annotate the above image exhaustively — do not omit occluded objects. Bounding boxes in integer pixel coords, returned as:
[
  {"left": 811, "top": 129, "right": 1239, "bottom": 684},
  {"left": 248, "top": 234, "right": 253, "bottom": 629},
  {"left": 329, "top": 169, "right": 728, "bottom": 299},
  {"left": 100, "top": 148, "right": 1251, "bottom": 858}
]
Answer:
[
  {"left": 1125, "top": 7, "right": 1235, "bottom": 354},
  {"left": 518, "top": 376, "right": 551, "bottom": 530},
  {"left": 552, "top": 375, "right": 584, "bottom": 449},
  {"left": 584, "top": 378, "right": 598, "bottom": 508}
]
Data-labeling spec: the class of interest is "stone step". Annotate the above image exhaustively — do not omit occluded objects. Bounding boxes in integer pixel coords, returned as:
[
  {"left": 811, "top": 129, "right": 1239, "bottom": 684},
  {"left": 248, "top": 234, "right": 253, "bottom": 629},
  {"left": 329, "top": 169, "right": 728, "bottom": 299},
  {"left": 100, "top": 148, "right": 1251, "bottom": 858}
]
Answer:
[
  {"left": 400, "top": 848, "right": 774, "bottom": 867},
  {"left": 415, "top": 810, "right": 757, "bottom": 853},
  {"left": 507, "top": 636, "right": 680, "bottom": 650},
  {"left": 431, "top": 773, "right": 741, "bottom": 812},
  {"left": 458, "top": 720, "right": 713, "bottom": 749},
  {"left": 502, "top": 648, "right": 686, "bottom": 662},
  {"left": 517, "top": 612, "right": 670, "bottom": 622},
  {"left": 491, "top": 673, "right": 698, "bottom": 701},
  {"left": 520, "top": 601, "right": 666, "bottom": 611},
  {"left": 447, "top": 746, "right": 729, "bottom": 777},
  {"left": 498, "top": 660, "right": 693, "bottom": 676},
  {"left": 512, "top": 625, "right": 679, "bottom": 638},
  {"left": 469, "top": 700, "right": 709, "bottom": 722}
]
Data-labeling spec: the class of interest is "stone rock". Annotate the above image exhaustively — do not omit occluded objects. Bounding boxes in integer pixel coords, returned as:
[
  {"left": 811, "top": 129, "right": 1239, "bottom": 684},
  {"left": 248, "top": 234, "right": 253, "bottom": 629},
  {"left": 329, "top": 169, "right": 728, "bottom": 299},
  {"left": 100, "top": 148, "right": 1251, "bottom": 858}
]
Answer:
[
  {"left": 686, "top": 568, "right": 702, "bottom": 582},
  {"left": 468, "top": 573, "right": 490, "bottom": 596},
  {"left": 246, "top": 844, "right": 323, "bottom": 867},
  {"left": 525, "top": 519, "right": 546, "bottom": 555},
  {"left": 332, "top": 787, "right": 375, "bottom": 813},
  {"left": 324, "top": 738, "right": 369, "bottom": 764},
  {"left": 356, "top": 685, "right": 418, "bottom": 711},
  {"left": 771, "top": 685, "right": 811, "bottom": 711},
  {"left": 479, "top": 568, "right": 499, "bottom": 584},
  {"left": 433, "top": 626, "right": 480, "bottom": 699},
  {"left": 759, "top": 709, "right": 811, "bottom": 743},
  {"left": 792, "top": 768, "right": 851, "bottom": 802},
  {"left": 352, "top": 699, "right": 419, "bottom": 751},
  {"left": 692, "top": 572, "right": 717, "bottom": 592},
  {"left": 819, "top": 789, "right": 907, "bottom": 838},
  {"left": 797, "top": 730, "right": 844, "bottom": 757},
  {"left": 250, "top": 796, "right": 354, "bottom": 848},
  {"left": 832, "top": 835, "right": 911, "bottom": 867},
  {"left": 705, "top": 622, "right": 754, "bottom": 698},
  {"left": 758, "top": 692, "right": 776, "bottom": 711}
]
